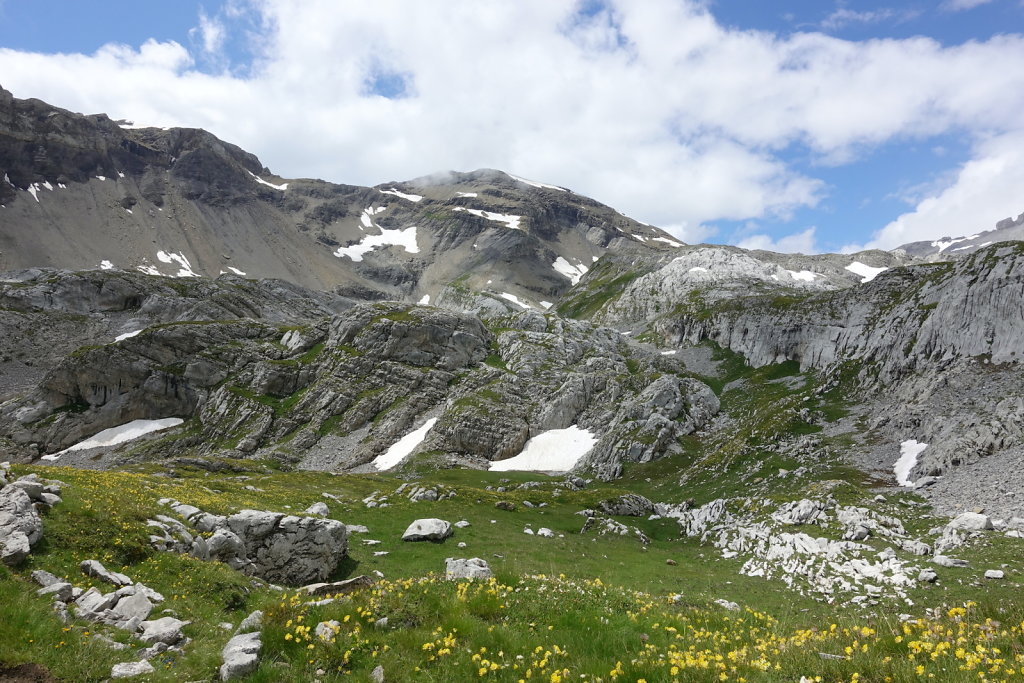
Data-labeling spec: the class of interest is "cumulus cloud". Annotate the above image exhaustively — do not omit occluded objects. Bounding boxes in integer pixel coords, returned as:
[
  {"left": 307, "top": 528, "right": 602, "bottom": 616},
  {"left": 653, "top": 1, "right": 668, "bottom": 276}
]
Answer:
[
  {"left": 862, "top": 132, "right": 1024, "bottom": 249},
  {"left": 0, "top": 0, "right": 1021, "bottom": 248},
  {"left": 735, "top": 227, "right": 820, "bottom": 254}
]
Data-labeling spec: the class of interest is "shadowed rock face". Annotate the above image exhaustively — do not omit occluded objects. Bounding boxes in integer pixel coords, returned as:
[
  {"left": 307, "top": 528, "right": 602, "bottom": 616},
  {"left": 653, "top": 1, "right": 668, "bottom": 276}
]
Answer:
[{"left": 0, "top": 290, "right": 718, "bottom": 478}]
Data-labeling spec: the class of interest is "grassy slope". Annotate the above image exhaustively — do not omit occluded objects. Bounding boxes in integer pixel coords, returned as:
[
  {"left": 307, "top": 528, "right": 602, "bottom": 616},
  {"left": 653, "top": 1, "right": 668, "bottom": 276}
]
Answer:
[{"left": 2, "top": 347, "right": 1023, "bottom": 681}]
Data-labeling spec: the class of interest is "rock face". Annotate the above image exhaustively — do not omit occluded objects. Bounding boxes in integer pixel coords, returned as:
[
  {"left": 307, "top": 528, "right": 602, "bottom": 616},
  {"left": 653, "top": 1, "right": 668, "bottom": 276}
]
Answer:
[
  {"left": 0, "top": 295, "right": 718, "bottom": 480},
  {"left": 150, "top": 500, "right": 348, "bottom": 585}
]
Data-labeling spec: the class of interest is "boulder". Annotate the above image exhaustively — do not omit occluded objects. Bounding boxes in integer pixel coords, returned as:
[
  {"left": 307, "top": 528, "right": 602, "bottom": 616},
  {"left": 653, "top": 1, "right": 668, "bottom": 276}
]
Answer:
[
  {"left": 918, "top": 569, "right": 938, "bottom": 583},
  {"left": 402, "top": 518, "right": 452, "bottom": 542},
  {"left": 599, "top": 493, "right": 655, "bottom": 517},
  {"left": 37, "top": 582, "right": 73, "bottom": 602},
  {"left": 111, "top": 592, "right": 154, "bottom": 622},
  {"left": 304, "top": 502, "right": 330, "bottom": 517},
  {"left": 0, "top": 486, "right": 42, "bottom": 565},
  {"left": 220, "top": 631, "right": 261, "bottom": 681},
  {"left": 984, "top": 569, "right": 1005, "bottom": 580},
  {"left": 772, "top": 499, "right": 827, "bottom": 525},
  {"left": 445, "top": 557, "right": 493, "bottom": 580},
  {"left": 111, "top": 661, "right": 155, "bottom": 678},
  {"left": 235, "top": 610, "right": 263, "bottom": 635},
  {"left": 947, "top": 512, "right": 993, "bottom": 532},
  {"left": 932, "top": 555, "right": 969, "bottom": 568},
  {"left": 138, "top": 616, "right": 189, "bottom": 645},
  {"left": 80, "top": 559, "right": 133, "bottom": 587}
]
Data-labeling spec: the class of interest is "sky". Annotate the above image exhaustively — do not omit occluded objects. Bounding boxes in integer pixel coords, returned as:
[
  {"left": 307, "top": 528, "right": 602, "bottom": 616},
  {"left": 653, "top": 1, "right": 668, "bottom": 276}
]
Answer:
[{"left": 0, "top": 0, "right": 1022, "bottom": 253}]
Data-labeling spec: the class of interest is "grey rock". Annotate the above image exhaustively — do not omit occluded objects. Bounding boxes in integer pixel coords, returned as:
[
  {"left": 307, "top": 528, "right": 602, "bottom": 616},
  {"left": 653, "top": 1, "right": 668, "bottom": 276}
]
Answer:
[
  {"left": 220, "top": 631, "right": 261, "bottom": 681},
  {"left": 454, "top": 520, "right": 471, "bottom": 528},
  {"left": 947, "top": 512, "right": 993, "bottom": 532},
  {"left": 918, "top": 569, "right": 938, "bottom": 583},
  {"left": 713, "top": 599, "right": 740, "bottom": 611},
  {"left": 315, "top": 620, "right": 340, "bottom": 641},
  {"left": 772, "top": 499, "right": 827, "bottom": 526},
  {"left": 8, "top": 479, "right": 45, "bottom": 500},
  {"left": 0, "top": 486, "right": 42, "bottom": 564},
  {"left": 37, "top": 582, "right": 73, "bottom": 602},
  {"left": 31, "top": 569, "right": 61, "bottom": 587},
  {"left": 138, "top": 616, "right": 189, "bottom": 645},
  {"left": 304, "top": 502, "right": 329, "bottom": 517},
  {"left": 371, "top": 664, "right": 385, "bottom": 683},
  {"left": 300, "top": 575, "right": 374, "bottom": 597},
  {"left": 235, "top": 610, "right": 263, "bottom": 634},
  {"left": 111, "top": 661, "right": 155, "bottom": 678},
  {"left": 111, "top": 592, "right": 154, "bottom": 622},
  {"left": 984, "top": 569, "right": 1005, "bottom": 579},
  {"left": 932, "top": 555, "right": 969, "bottom": 568},
  {"left": 599, "top": 493, "right": 655, "bottom": 517},
  {"left": 0, "top": 531, "right": 31, "bottom": 565},
  {"left": 81, "top": 559, "right": 133, "bottom": 586},
  {"left": 75, "top": 587, "right": 119, "bottom": 614},
  {"left": 402, "top": 518, "right": 452, "bottom": 542},
  {"left": 445, "top": 557, "right": 493, "bottom": 580}
]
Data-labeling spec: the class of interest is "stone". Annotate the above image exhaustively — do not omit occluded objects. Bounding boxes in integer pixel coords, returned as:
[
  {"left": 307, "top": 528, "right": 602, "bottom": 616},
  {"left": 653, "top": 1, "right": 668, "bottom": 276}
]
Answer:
[
  {"left": 900, "top": 540, "right": 932, "bottom": 556},
  {"left": 402, "top": 518, "right": 452, "bottom": 542},
  {"left": 304, "top": 502, "right": 329, "bottom": 517},
  {"left": 37, "top": 582, "right": 73, "bottom": 602},
  {"left": 536, "top": 528, "right": 554, "bottom": 538},
  {"left": 984, "top": 569, "right": 1005, "bottom": 579},
  {"left": 235, "top": 610, "right": 263, "bottom": 634},
  {"left": 111, "top": 592, "right": 154, "bottom": 622},
  {"left": 38, "top": 492, "right": 62, "bottom": 507},
  {"left": 31, "top": 569, "right": 61, "bottom": 587},
  {"left": 0, "top": 486, "right": 42, "bottom": 564},
  {"left": 666, "top": 559, "right": 678, "bottom": 566},
  {"left": 206, "top": 529, "right": 245, "bottom": 561},
  {"left": 445, "top": 557, "right": 493, "bottom": 580},
  {"left": 772, "top": 499, "right": 827, "bottom": 525},
  {"left": 75, "top": 587, "right": 119, "bottom": 614},
  {"left": 371, "top": 664, "right": 385, "bottom": 683},
  {"left": 8, "top": 478, "right": 45, "bottom": 500},
  {"left": 932, "top": 555, "right": 969, "bottom": 568},
  {"left": 80, "top": 559, "right": 133, "bottom": 587},
  {"left": 138, "top": 616, "right": 189, "bottom": 645},
  {"left": 300, "top": 575, "right": 374, "bottom": 597},
  {"left": 714, "top": 599, "right": 740, "bottom": 611},
  {"left": 111, "top": 661, "right": 155, "bottom": 678},
  {"left": 599, "top": 493, "right": 655, "bottom": 517},
  {"left": 0, "top": 531, "right": 30, "bottom": 565},
  {"left": 454, "top": 520, "right": 471, "bottom": 528},
  {"left": 315, "top": 620, "right": 341, "bottom": 641},
  {"left": 220, "top": 631, "right": 261, "bottom": 681},
  {"left": 918, "top": 569, "right": 938, "bottom": 583},
  {"left": 495, "top": 501, "right": 516, "bottom": 511},
  {"left": 947, "top": 512, "right": 993, "bottom": 532}
]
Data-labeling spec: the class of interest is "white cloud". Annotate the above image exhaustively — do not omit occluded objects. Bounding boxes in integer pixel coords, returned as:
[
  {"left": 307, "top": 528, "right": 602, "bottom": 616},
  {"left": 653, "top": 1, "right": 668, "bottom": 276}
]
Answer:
[
  {"left": 863, "top": 131, "right": 1024, "bottom": 249},
  {"left": 0, "top": 0, "right": 1021, "bottom": 248},
  {"left": 821, "top": 8, "right": 920, "bottom": 31},
  {"left": 735, "top": 227, "right": 819, "bottom": 254},
  {"left": 942, "top": 0, "right": 994, "bottom": 10},
  {"left": 191, "top": 9, "right": 226, "bottom": 59}
]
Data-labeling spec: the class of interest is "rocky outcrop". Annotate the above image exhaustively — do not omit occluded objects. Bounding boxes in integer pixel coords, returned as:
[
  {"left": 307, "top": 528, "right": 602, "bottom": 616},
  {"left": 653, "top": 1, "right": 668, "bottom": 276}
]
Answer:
[
  {"left": 0, "top": 465, "right": 61, "bottom": 565},
  {"left": 150, "top": 499, "right": 348, "bottom": 585}
]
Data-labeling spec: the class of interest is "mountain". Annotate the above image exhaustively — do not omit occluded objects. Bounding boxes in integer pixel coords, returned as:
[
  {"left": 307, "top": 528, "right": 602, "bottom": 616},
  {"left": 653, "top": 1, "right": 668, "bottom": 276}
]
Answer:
[
  {"left": 0, "top": 86, "right": 680, "bottom": 312},
  {"left": 896, "top": 211, "right": 1024, "bottom": 260}
]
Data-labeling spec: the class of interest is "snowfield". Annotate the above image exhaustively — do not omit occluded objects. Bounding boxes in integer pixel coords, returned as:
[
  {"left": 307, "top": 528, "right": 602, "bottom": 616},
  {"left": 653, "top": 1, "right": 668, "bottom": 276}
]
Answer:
[
  {"left": 453, "top": 207, "right": 522, "bottom": 230},
  {"left": 490, "top": 426, "right": 597, "bottom": 472},
  {"left": 42, "top": 418, "right": 185, "bottom": 461},
  {"left": 894, "top": 439, "right": 928, "bottom": 486},
  {"left": 846, "top": 261, "right": 887, "bottom": 283},
  {"left": 247, "top": 170, "right": 288, "bottom": 191},
  {"left": 552, "top": 257, "right": 589, "bottom": 285},
  {"left": 334, "top": 227, "right": 419, "bottom": 261},
  {"left": 379, "top": 188, "right": 423, "bottom": 202},
  {"left": 372, "top": 418, "right": 438, "bottom": 470}
]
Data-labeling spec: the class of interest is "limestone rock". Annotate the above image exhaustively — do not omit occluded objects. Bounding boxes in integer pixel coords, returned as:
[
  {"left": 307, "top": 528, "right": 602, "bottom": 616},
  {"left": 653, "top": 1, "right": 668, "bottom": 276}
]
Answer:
[
  {"left": 0, "top": 486, "right": 42, "bottom": 565},
  {"left": 220, "top": 631, "right": 261, "bottom": 681},
  {"left": 445, "top": 557, "right": 493, "bottom": 580},
  {"left": 304, "top": 502, "right": 329, "bottom": 517},
  {"left": 947, "top": 512, "right": 993, "bottom": 532},
  {"left": 235, "top": 610, "right": 263, "bottom": 635},
  {"left": 138, "top": 616, "right": 189, "bottom": 645},
  {"left": 984, "top": 569, "right": 1005, "bottom": 579},
  {"left": 81, "top": 559, "right": 133, "bottom": 587},
  {"left": 402, "top": 518, "right": 452, "bottom": 542},
  {"left": 599, "top": 493, "right": 655, "bottom": 517},
  {"left": 111, "top": 661, "right": 155, "bottom": 678}
]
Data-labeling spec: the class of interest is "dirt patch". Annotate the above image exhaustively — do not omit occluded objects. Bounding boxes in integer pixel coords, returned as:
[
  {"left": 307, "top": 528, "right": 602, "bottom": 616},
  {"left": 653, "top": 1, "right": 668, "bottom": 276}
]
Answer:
[{"left": 0, "top": 663, "right": 61, "bottom": 683}]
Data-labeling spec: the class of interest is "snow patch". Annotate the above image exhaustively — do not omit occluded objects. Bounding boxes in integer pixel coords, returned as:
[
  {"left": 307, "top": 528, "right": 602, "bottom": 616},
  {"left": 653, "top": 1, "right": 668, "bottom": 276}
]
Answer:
[
  {"left": 418, "top": 294, "right": 430, "bottom": 305},
  {"left": 661, "top": 350, "right": 677, "bottom": 355},
  {"left": 453, "top": 207, "right": 522, "bottom": 230},
  {"left": 786, "top": 270, "right": 819, "bottom": 282},
  {"left": 136, "top": 264, "right": 162, "bottom": 276},
  {"left": 372, "top": 418, "right": 438, "bottom": 470},
  {"left": 931, "top": 234, "right": 979, "bottom": 253},
  {"left": 539, "top": 301, "right": 553, "bottom": 310},
  {"left": 845, "top": 261, "right": 887, "bottom": 283},
  {"left": 27, "top": 184, "right": 40, "bottom": 202},
  {"left": 379, "top": 188, "right": 423, "bottom": 202},
  {"left": 652, "top": 236, "right": 684, "bottom": 248},
  {"left": 246, "top": 170, "right": 287, "bottom": 191},
  {"left": 490, "top": 426, "right": 597, "bottom": 472},
  {"left": 99, "top": 261, "right": 115, "bottom": 270},
  {"left": 227, "top": 266, "right": 247, "bottom": 276},
  {"left": 96, "top": 176, "right": 106, "bottom": 181},
  {"left": 552, "top": 257, "right": 589, "bottom": 285},
  {"left": 114, "top": 330, "right": 142, "bottom": 343},
  {"left": 505, "top": 173, "right": 566, "bottom": 192},
  {"left": 500, "top": 292, "right": 532, "bottom": 309},
  {"left": 42, "top": 418, "right": 185, "bottom": 460},
  {"left": 156, "top": 251, "right": 199, "bottom": 277},
  {"left": 455, "top": 192, "right": 478, "bottom": 198},
  {"left": 42, "top": 181, "right": 53, "bottom": 191},
  {"left": 894, "top": 440, "right": 928, "bottom": 486},
  {"left": 333, "top": 226, "right": 419, "bottom": 261},
  {"left": 688, "top": 267, "right": 709, "bottom": 273}
]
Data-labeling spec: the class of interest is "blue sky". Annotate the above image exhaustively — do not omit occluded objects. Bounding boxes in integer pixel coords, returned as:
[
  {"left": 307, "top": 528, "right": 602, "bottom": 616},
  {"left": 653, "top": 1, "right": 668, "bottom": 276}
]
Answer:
[{"left": 0, "top": 0, "right": 1021, "bottom": 253}]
